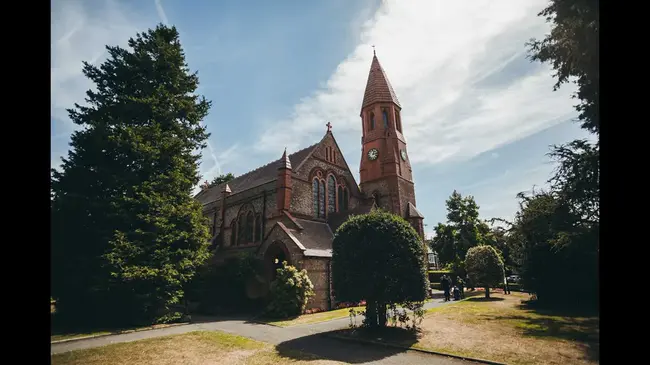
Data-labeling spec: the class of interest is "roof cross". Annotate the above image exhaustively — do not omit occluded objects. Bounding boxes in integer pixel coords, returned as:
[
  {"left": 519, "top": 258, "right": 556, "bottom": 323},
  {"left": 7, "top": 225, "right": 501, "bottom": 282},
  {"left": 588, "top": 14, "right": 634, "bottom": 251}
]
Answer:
[
  {"left": 326, "top": 121, "right": 332, "bottom": 132},
  {"left": 371, "top": 44, "right": 376, "bottom": 56}
]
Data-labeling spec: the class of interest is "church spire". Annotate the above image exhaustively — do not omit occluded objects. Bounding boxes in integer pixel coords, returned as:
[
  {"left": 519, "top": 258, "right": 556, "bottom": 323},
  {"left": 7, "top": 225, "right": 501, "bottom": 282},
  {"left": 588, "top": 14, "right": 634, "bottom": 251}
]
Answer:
[{"left": 360, "top": 52, "right": 401, "bottom": 112}]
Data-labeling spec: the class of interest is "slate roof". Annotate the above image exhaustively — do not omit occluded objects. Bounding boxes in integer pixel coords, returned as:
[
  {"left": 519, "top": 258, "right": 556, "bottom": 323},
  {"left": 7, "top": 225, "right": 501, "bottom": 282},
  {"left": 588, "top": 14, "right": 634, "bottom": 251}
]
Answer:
[
  {"left": 194, "top": 143, "right": 318, "bottom": 205},
  {"left": 406, "top": 202, "right": 425, "bottom": 219},
  {"left": 361, "top": 53, "right": 401, "bottom": 111},
  {"left": 292, "top": 218, "right": 335, "bottom": 257}
]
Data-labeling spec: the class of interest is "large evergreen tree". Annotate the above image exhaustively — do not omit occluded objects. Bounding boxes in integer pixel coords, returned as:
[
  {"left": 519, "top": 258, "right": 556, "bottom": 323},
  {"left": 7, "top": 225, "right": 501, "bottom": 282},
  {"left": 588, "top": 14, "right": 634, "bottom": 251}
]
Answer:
[{"left": 51, "top": 24, "right": 211, "bottom": 326}]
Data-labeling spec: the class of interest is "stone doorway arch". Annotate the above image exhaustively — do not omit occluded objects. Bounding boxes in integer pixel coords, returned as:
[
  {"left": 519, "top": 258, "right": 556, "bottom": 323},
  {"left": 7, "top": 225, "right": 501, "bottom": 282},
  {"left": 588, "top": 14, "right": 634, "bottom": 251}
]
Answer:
[{"left": 263, "top": 240, "right": 292, "bottom": 281}]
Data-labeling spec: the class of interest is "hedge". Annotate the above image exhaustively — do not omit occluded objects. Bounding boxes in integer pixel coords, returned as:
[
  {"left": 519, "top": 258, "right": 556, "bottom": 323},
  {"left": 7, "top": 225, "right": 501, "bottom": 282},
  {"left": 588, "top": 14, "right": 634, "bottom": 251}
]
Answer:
[{"left": 428, "top": 270, "right": 451, "bottom": 284}]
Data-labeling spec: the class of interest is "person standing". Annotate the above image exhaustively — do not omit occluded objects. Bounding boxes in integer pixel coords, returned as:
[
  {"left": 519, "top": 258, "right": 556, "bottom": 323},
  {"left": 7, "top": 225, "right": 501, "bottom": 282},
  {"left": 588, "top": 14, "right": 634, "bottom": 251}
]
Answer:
[
  {"left": 503, "top": 274, "right": 511, "bottom": 295},
  {"left": 441, "top": 275, "right": 451, "bottom": 301},
  {"left": 457, "top": 276, "right": 465, "bottom": 299}
]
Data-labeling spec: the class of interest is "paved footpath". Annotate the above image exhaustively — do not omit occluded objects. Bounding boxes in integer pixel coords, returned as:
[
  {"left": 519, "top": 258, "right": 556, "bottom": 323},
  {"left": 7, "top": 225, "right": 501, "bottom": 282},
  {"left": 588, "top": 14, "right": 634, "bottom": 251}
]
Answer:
[{"left": 51, "top": 297, "right": 472, "bottom": 365}]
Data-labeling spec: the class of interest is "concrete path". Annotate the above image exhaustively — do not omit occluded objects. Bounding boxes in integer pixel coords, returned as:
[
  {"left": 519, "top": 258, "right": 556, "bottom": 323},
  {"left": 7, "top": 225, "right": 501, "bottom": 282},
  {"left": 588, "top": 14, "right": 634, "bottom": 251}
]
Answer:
[{"left": 51, "top": 297, "right": 472, "bottom": 364}]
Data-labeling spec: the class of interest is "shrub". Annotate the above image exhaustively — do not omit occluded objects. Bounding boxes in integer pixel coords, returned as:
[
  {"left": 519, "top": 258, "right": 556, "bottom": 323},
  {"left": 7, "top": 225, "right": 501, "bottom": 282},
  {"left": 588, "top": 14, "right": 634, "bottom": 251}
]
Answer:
[
  {"left": 187, "top": 253, "right": 266, "bottom": 313},
  {"left": 465, "top": 245, "right": 505, "bottom": 298},
  {"left": 264, "top": 261, "right": 314, "bottom": 318},
  {"left": 332, "top": 211, "right": 428, "bottom": 328}
]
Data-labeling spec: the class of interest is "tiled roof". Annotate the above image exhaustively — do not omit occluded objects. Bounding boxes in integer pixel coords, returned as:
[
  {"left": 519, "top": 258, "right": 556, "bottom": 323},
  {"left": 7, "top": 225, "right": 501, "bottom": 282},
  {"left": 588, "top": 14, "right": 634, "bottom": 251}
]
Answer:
[
  {"left": 194, "top": 143, "right": 317, "bottom": 205},
  {"left": 361, "top": 54, "right": 401, "bottom": 111},
  {"left": 293, "top": 218, "right": 334, "bottom": 255}
]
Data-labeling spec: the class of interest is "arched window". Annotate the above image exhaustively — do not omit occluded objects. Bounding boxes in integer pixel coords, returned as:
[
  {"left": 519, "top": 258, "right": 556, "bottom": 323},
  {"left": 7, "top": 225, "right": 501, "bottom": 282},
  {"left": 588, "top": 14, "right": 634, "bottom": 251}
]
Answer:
[
  {"left": 237, "top": 215, "right": 245, "bottom": 245},
  {"left": 327, "top": 175, "right": 337, "bottom": 213},
  {"left": 319, "top": 180, "right": 325, "bottom": 218},
  {"left": 343, "top": 188, "right": 349, "bottom": 210},
  {"left": 370, "top": 112, "right": 375, "bottom": 130},
  {"left": 337, "top": 186, "right": 343, "bottom": 211},
  {"left": 312, "top": 178, "right": 320, "bottom": 217},
  {"left": 396, "top": 110, "right": 402, "bottom": 132},
  {"left": 245, "top": 211, "right": 254, "bottom": 243},
  {"left": 255, "top": 213, "right": 262, "bottom": 242},
  {"left": 230, "top": 219, "right": 237, "bottom": 246},
  {"left": 382, "top": 109, "right": 389, "bottom": 128}
]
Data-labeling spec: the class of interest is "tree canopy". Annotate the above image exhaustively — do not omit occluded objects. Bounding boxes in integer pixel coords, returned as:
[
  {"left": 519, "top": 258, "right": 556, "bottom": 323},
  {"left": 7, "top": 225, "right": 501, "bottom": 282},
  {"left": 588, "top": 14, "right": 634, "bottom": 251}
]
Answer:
[
  {"left": 465, "top": 245, "right": 505, "bottom": 298},
  {"left": 332, "top": 211, "right": 428, "bottom": 327},
  {"left": 527, "top": 0, "right": 599, "bottom": 134},
  {"left": 431, "top": 191, "right": 491, "bottom": 275},
  {"left": 210, "top": 173, "right": 235, "bottom": 187},
  {"left": 51, "top": 24, "right": 212, "bottom": 326}
]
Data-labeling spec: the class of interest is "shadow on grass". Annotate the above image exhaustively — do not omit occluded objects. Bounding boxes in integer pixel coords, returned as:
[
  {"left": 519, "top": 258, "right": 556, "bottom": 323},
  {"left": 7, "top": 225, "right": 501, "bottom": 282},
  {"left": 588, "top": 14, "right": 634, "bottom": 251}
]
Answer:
[
  {"left": 482, "top": 307, "right": 599, "bottom": 362},
  {"left": 466, "top": 297, "right": 504, "bottom": 302},
  {"left": 275, "top": 327, "right": 419, "bottom": 364}
]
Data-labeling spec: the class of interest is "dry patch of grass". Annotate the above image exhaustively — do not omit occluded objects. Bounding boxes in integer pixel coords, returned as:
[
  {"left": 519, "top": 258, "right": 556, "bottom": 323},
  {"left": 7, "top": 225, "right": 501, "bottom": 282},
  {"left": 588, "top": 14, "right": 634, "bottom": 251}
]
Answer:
[
  {"left": 51, "top": 323, "right": 182, "bottom": 342},
  {"left": 416, "top": 292, "right": 598, "bottom": 365},
  {"left": 52, "top": 331, "right": 344, "bottom": 365}
]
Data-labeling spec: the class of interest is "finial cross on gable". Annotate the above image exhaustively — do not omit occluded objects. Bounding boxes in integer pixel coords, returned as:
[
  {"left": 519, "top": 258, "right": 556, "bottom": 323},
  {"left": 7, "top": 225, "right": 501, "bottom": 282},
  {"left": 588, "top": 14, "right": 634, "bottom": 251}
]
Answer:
[{"left": 326, "top": 121, "right": 332, "bottom": 132}]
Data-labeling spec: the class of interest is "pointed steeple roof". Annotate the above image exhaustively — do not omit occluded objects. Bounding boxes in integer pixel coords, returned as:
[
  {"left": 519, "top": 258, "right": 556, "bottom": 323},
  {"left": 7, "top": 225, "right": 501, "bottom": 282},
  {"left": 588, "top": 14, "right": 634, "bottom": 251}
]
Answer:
[
  {"left": 279, "top": 148, "right": 292, "bottom": 170},
  {"left": 361, "top": 52, "right": 401, "bottom": 111}
]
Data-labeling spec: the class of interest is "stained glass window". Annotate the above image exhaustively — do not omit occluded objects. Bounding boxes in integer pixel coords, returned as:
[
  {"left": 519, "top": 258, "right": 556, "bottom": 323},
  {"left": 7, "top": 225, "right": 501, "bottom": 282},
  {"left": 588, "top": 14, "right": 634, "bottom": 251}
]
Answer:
[
  {"left": 382, "top": 110, "right": 389, "bottom": 128},
  {"left": 327, "top": 175, "right": 336, "bottom": 214},
  {"left": 245, "top": 211, "right": 254, "bottom": 243},
  {"left": 319, "top": 180, "right": 325, "bottom": 218},
  {"left": 338, "top": 186, "right": 343, "bottom": 211},
  {"left": 237, "top": 215, "right": 245, "bottom": 245},
  {"left": 254, "top": 214, "right": 262, "bottom": 242},
  {"left": 312, "top": 179, "right": 319, "bottom": 217},
  {"left": 370, "top": 113, "right": 375, "bottom": 130}
]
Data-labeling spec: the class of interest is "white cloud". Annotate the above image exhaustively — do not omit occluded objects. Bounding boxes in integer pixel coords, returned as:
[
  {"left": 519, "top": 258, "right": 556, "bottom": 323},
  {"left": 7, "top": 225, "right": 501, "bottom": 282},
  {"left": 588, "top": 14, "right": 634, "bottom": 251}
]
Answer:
[
  {"left": 154, "top": 0, "right": 169, "bottom": 25},
  {"left": 51, "top": 0, "right": 147, "bottom": 129},
  {"left": 253, "top": 0, "right": 577, "bottom": 168}
]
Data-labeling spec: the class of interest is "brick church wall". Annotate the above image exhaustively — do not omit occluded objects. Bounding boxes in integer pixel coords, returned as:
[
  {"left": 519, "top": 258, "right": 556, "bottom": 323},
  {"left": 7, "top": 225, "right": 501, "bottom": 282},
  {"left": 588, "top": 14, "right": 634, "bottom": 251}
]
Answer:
[{"left": 302, "top": 257, "right": 331, "bottom": 311}]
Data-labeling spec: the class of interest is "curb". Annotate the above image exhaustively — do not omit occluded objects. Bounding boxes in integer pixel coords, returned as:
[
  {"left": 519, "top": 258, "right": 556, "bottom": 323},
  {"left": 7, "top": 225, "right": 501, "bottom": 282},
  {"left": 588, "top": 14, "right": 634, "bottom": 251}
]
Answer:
[
  {"left": 50, "top": 322, "right": 191, "bottom": 345},
  {"left": 325, "top": 333, "right": 507, "bottom": 365}
]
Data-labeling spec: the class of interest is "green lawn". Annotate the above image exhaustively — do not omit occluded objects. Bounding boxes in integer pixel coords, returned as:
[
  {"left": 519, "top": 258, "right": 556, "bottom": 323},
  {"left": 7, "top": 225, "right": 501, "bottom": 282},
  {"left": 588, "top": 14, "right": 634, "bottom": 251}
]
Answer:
[
  {"left": 259, "top": 298, "right": 434, "bottom": 327},
  {"left": 51, "top": 331, "right": 343, "bottom": 365}
]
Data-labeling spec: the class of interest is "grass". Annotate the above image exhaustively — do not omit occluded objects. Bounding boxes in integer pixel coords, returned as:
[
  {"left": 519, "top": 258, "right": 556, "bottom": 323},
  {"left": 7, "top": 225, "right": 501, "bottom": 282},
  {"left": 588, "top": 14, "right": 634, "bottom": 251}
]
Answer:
[
  {"left": 51, "top": 323, "right": 184, "bottom": 342},
  {"left": 258, "top": 306, "right": 365, "bottom": 327},
  {"left": 259, "top": 298, "right": 435, "bottom": 327},
  {"left": 338, "top": 292, "right": 599, "bottom": 365},
  {"left": 51, "top": 330, "right": 343, "bottom": 365}
]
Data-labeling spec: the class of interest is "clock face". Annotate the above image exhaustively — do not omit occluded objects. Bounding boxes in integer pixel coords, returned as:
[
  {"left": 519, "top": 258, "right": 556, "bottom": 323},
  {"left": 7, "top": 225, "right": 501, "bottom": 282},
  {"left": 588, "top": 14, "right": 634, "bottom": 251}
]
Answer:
[
  {"left": 367, "top": 148, "right": 379, "bottom": 161},
  {"left": 400, "top": 149, "right": 407, "bottom": 161}
]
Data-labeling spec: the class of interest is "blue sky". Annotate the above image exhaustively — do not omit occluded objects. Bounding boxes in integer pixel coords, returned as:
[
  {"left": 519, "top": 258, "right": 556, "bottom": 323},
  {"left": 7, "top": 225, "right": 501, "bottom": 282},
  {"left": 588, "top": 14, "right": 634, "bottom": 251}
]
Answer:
[{"left": 51, "top": 0, "right": 591, "bottom": 237}]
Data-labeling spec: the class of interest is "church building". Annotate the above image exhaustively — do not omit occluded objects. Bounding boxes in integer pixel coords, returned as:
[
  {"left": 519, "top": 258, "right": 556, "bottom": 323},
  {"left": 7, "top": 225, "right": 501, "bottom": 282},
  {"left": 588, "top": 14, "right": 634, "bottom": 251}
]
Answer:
[{"left": 194, "top": 52, "right": 425, "bottom": 310}]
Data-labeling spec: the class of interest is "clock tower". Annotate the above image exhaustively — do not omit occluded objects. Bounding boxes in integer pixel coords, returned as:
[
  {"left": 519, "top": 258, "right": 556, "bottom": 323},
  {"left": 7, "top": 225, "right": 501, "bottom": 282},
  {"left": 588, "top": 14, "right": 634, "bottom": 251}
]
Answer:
[{"left": 358, "top": 51, "right": 424, "bottom": 238}]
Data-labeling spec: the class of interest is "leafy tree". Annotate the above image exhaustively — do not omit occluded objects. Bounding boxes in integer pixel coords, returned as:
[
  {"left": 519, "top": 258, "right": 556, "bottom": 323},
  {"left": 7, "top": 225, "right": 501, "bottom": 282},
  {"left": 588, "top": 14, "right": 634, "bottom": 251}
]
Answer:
[
  {"left": 465, "top": 245, "right": 505, "bottom": 298},
  {"left": 332, "top": 211, "right": 428, "bottom": 328},
  {"left": 527, "top": 0, "right": 599, "bottom": 134},
  {"left": 548, "top": 140, "right": 599, "bottom": 226},
  {"left": 264, "top": 261, "right": 315, "bottom": 318},
  {"left": 509, "top": 190, "right": 597, "bottom": 308},
  {"left": 210, "top": 173, "right": 235, "bottom": 187},
  {"left": 51, "top": 24, "right": 212, "bottom": 326},
  {"left": 432, "top": 191, "right": 490, "bottom": 275}
]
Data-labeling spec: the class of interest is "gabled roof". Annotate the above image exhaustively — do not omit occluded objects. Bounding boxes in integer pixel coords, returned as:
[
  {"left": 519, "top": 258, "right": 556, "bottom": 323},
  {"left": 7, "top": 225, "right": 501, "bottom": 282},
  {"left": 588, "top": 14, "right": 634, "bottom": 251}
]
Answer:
[
  {"left": 195, "top": 143, "right": 317, "bottom": 205},
  {"left": 406, "top": 202, "right": 425, "bottom": 219},
  {"left": 361, "top": 53, "right": 401, "bottom": 111}
]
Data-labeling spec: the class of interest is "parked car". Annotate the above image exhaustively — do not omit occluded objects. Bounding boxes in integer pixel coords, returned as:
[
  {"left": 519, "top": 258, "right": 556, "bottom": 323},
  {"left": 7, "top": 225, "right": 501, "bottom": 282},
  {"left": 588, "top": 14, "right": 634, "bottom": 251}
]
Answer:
[{"left": 507, "top": 275, "right": 520, "bottom": 283}]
